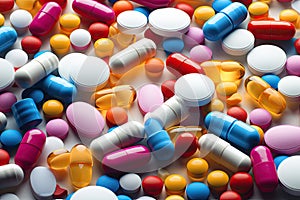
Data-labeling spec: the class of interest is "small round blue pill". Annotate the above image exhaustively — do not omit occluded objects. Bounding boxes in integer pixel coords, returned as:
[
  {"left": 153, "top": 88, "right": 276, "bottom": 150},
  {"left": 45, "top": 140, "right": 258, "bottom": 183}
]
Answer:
[
  {"left": 162, "top": 38, "right": 185, "bottom": 56},
  {"left": 96, "top": 175, "right": 120, "bottom": 193},
  {"left": 186, "top": 182, "right": 210, "bottom": 200},
  {"left": 0, "top": 129, "right": 22, "bottom": 147}
]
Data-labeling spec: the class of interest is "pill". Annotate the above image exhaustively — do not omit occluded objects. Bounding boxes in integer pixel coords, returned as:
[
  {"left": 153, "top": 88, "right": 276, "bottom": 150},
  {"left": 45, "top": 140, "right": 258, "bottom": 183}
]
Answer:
[
  {"left": 168, "top": 126, "right": 207, "bottom": 144},
  {"left": 39, "top": 0, "right": 67, "bottom": 9},
  {"left": 58, "top": 53, "right": 87, "bottom": 81},
  {"left": 207, "top": 170, "right": 229, "bottom": 196},
  {"left": 274, "top": 155, "right": 289, "bottom": 169},
  {"left": 189, "top": 45, "right": 212, "bottom": 63},
  {"left": 144, "top": 58, "right": 165, "bottom": 78},
  {"left": 294, "top": 38, "right": 300, "bottom": 54},
  {"left": 94, "top": 38, "right": 114, "bottom": 58},
  {"left": 72, "top": 0, "right": 115, "bottom": 25},
  {"left": 0, "top": 129, "right": 22, "bottom": 147},
  {"left": 138, "top": 84, "right": 164, "bottom": 115},
  {"left": 251, "top": 125, "right": 264, "bottom": 145},
  {"left": 50, "top": 34, "right": 71, "bottom": 55},
  {"left": 248, "top": 2, "right": 269, "bottom": 19},
  {"left": 142, "top": 175, "right": 164, "bottom": 197},
  {"left": 117, "top": 195, "right": 132, "bottom": 200},
  {"left": 42, "top": 99, "right": 64, "bottom": 119},
  {"left": 29, "top": 2, "right": 62, "bottom": 36},
  {"left": 213, "top": 0, "right": 232, "bottom": 11},
  {"left": 0, "top": 58, "right": 14, "bottom": 92},
  {"left": 30, "top": 166, "right": 56, "bottom": 200},
  {"left": 66, "top": 101, "right": 105, "bottom": 144},
  {"left": 186, "top": 158, "right": 209, "bottom": 181},
  {"left": 21, "top": 35, "right": 42, "bottom": 55},
  {"left": 0, "top": 0, "right": 14, "bottom": 13},
  {"left": 96, "top": 175, "right": 119, "bottom": 193},
  {"left": 0, "top": 26, "right": 17, "bottom": 53},
  {"left": 203, "top": 2, "right": 247, "bottom": 41},
  {"left": 88, "top": 22, "right": 109, "bottom": 41},
  {"left": 175, "top": 132, "right": 198, "bottom": 158},
  {"left": 70, "top": 29, "right": 91, "bottom": 51},
  {"left": 106, "top": 107, "right": 128, "bottom": 127},
  {"left": 0, "top": 164, "right": 24, "bottom": 190},
  {"left": 0, "top": 92, "right": 17, "bottom": 113},
  {"left": 165, "top": 174, "right": 187, "bottom": 196},
  {"left": 0, "top": 193, "right": 20, "bottom": 200},
  {"left": 47, "top": 149, "right": 70, "bottom": 176},
  {"left": 0, "top": 149, "right": 9, "bottom": 166},
  {"left": 59, "top": 13, "right": 81, "bottom": 36},
  {"left": 183, "top": 27, "right": 204, "bottom": 48},
  {"left": 163, "top": 38, "right": 185, "bottom": 55},
  {"left": 175, "top": 3, "right": 194, "bottom": 19},
  {"left": 230, "top": 172, "right": 254, "bottom": 198},
  {"left": 0, "top": 14, "right": 4, "bottom": 26},
  {"left": 194, "top": 6, "right": 215, "bottom": 27},
  {"left": 46, "top": 119, "right": 69, "bottom": 140},
  {"left": 250, "top": 146, "right": 278, "bottom": 192},
  {"left": 53, "top": 184, "right": 68, "bottom": 199},
  {"left": 226, "top": 92, "right": 242, "bottom": 106},
  {"left": 249, "top": 108, "right": 272, "bottom": 131},
  {"left": 119, "top": 173, "right": 142, "bottom": 194},
  {"left": 286, "top": 55, "right": 300, "bottom": 76},
  {"left": 206, "top": 98, "right": 225, "bottom": 113},
  {"left": 130, "top": 0, "right": 172, "bottom": 9},
  {"left": 278, "top": 76, "right": 300, "bottom": 101},
  {"left": 117, "top": 10, "right": 147, "bottom": 34},
  {"left": 71, "top": 186, "right": 117, "bottom": 200},
  {"left": 38, "top": 136, "right": 64, "bottom": 165},
  {"left": 279, "top": 9, "right": 299, "bottom": 26},
  {"left": 165, "top": 195, "right": 184, "bottom": 200},
  {"left": 161, "top": 80, "right": 176, "bottom": 100},
  {"left": 219, "top": 191, "right": 241, "bottom": 200},
  {"left": 5, "top": 49, "right": 28, "bottom": 68},
  {"left": 0, "top": 112, "right": 7, "bottom": 132},
  {"left": 15, "top": 0, "right": 38, "bottom": 11},
  {"left": 134, "top": 6, "right": 150, "bottom": 17},
  {"left": 149, "top": 8, "right": 191, "bottom": 37},
  {"left": 136, "top": 196, "right": 156, "bottom": 200},
  {"left": 9, "top": 9, "right": 32, "bottom": 35},
  {"left": 227, "top": 106, "right": 247, "bottom": 122},
  {"left": 261, "top": 74, "right": 280, "bottom": 89},
  {"left": 112, "top": 0, "right": 134, "bottom": 16},
  {"left": 216, "top": 82, "right": 238, "bottom": 97},
  {"left": 186, "top": 182, "right": 210, "bottom": 200}
]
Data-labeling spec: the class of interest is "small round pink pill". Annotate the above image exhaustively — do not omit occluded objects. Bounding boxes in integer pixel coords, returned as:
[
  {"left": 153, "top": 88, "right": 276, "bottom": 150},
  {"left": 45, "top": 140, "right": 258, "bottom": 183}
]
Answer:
[
  {"left": 249, "top": 108, "right": 272, "bottom": 131},
  {"left": 138, "top": 84, "right": 164, "bottom": 115},
  {"left": 183, "top": 27, "right": 204, "bottom": 48},
  {"left": 189, "top": 45, "right": 212, "bottom": 63},
  {"left": 0, "top": 92, "right": 17, "bottom": 113},
  {"left": 46, "top": 119, "right": 69, "bottom": 140},
  {"left": 286, "top": 55, "right": 300, "bottom": 76}
]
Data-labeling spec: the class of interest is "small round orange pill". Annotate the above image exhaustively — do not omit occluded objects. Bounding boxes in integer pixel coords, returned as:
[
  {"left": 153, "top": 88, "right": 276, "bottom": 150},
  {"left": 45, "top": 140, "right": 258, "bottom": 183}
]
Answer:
[
  {"left": 194, "top": 6, "right": 215, "bottom": 27},
  {"left": 112, "top": 0, "right": 134, "bottom": 16},
  {"left": 106, "top": 107, "right": 128, "bottom": 127},
  {"left": 144, "top": 58, "right": 165, "bottom": 78},
  {"left": 50, "top": 34, "right": 70, "bottom": 55},
  {"left": 42, "top": 99, "right": 64, "bottom": 119},
  {"left": 0, "top": 14, "right": 5, "bottom": 27}
]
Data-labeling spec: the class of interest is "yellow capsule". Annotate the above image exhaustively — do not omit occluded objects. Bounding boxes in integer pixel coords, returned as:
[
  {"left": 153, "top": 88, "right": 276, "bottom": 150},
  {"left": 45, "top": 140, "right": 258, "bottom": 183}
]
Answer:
[
  {"left": 16, "top": 0, "right": 38, "bottom": 11},
  {"left": 47, "top": 149, "right": 70, "bottom": 178},
  {"left": 165, "top": 174, "right": 187, "bottom": 196},
  {"left": 92, "top": 85, "right": 136, "bottom": 111},
  {"left": 94, "top": 38, "right": 114, "bottom": 58},
  {"left": 245, "top": 76, "right": 286, "bottom": 115},
  {"left": 166, "top": 126, "right": 207, "bottom": 141},
  {"left": 279, "top": 9, "right": 299, "bottom": 26},
  {"left": 0, "top": 14, "right": 4, "bottom": 26},
  {"left": 216, "top": 82, "right": 238, "bottom": 97},
  {"left": 226, "top": 92, "right": 242, "bottom": 106},
  {"left": 42, "top": 99, "right": 64, "bottom": 119},
  {"left": 207, "top": 170, "right": 229, "bottom": 196},
  {"left": 69, "top": 144, "right": 93, "bottom": 189},
  {"left": 248, "top": 2, "right": 269, "bottom": 19},
  {"left": 50, "top": 34, "right": 70, "bottom": 55},
  {"left": 165, "top": 195, "right": 185, "bottom": 200},
  {"left": 59, "top": 13, "right": 81, "bottom": 36},
  {"left": 186, "top": 158, "right": 209, "bottom": 181},
  {"left": 194, "top": 6, "right": 215, "bottom": 27},
  {"left": 251, "top": 125, "right": 264, "bottom": 145}
]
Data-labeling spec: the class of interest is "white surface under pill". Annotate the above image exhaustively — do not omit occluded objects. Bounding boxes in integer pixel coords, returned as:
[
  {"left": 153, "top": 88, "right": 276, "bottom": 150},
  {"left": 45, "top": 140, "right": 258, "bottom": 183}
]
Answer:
[
  {"left": 37, "top": 136, "right": 64, "bottom": 165},
  {"left": 0, "top": 193, "right": 20, "bottom": 200},
  {"left": 9, "top": 9, "right": 32, "bottom": 34},
  {"left": 119, "top": 173, "right": 142, "bottom": 194},
  {"left": 70, "top": 29, "right": 91, "bottom": 51},
  {"left": 222, "top": 29, "right": 255, "bottom": 56},
  {"left": 174, "top": 73, "right": 215, "bottom": 107},
  {"left": 0, "top": 112, "right": 7, "bottom": 132},
  {"left": 0, "top": 58, "right": 15, "bottom": 92},
  {"left": 5, "top": 49, "right": 28, "bottom": 68},
  {"left": 148, "top": 8, "right": 191, "bottom": 37},
  {"left": 117, "top": 10, "right": 148, "bottom": 34},
  {"left": 278, "top": 76, "right": 300, "bottom": 101},
  {"left": 247, "top": 45, "right": 287, "bottom": 75},
  {"left": 70, "top": 56, "right": 110, "bottom": 91},
  {"left": 70, "top": 186, "right": 118, "bottom": 200},
  {"left": 58, "top": 53, "right": 87, "bottom": 81}
]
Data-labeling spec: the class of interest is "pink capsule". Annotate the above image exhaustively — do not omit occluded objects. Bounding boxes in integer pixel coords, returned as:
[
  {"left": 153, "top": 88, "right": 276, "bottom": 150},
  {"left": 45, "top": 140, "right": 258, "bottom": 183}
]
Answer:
[
  {"left": 29, "top": 2, "right": 62, "bottom": 37},
  {"left": 250, "top": 146, "right": 278, "bottom": 193},
  {"left": 14, "top": 129, "right": 46, "bottom": 170}
]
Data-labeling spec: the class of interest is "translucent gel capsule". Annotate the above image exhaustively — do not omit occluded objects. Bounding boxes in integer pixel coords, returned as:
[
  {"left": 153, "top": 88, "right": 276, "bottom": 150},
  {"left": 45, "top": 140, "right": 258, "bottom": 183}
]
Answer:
[
  {"left": 69, "top": 144, "right": 93, "bottom": 189},
  {"left": 245, "top": 76, "right": 286, "bottom": 116},
  {"left": 166, "top": 125, "right": 207, "bottom": 141},
  {"left": 47, "top": 149, "right": 70, "bottom": 177},
  {"left": 92, "top": 85, "right": 136, "bottom": 111}
]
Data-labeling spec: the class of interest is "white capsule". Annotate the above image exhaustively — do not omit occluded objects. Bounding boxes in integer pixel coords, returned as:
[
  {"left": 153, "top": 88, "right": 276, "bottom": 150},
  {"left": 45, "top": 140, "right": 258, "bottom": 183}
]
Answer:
[{"left": 0, "top": 164, "right": 24, "bottom": 190}]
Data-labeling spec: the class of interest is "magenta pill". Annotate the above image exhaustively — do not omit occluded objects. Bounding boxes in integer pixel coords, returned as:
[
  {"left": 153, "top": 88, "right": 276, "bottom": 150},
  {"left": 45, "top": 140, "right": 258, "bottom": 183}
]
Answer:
[
  {"left": 183, "top": 27, "right": 204, "bottom": 48},
  {"left": 0, "top": 92, "right": 17, "bottom": 113},
  {"left": 46, "top": 119, "right": 69, "bottom": 140},
  {"left": 189, "top": 45, "right": 212, "bottom": 63},
  {"left": 286, "top": 55, "right": 300, "bottom": 76},
  {"left": 249, "top": 108, "right": 272, "bottom": 131},
  {"left": 138, "top": 84, "right": 164, "bottom": 115}
]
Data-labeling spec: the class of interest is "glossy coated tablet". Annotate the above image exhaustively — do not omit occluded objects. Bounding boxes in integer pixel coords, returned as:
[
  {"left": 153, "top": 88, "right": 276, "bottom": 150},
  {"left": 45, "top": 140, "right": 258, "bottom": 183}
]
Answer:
[
  {"left": 174, "top": 73, "right": 215, "bottom": 107},
  {"left": 117, "top": 10, "right": 148, "bottom": 34},
  {"left": 9, "top": 9, "right": 32, "bottom": 29},
  {"left": 149, "top": 8, "right": 191, "bottom": 37},
  {"left": 58, "top": 53, "right": 87, "bottom": 81},
  {"left": 0, "top": 58, "right": 15, "bottom": 92},
  {"left": 247, "top": 45, "right": 286, "bottom": 75},
  {"left": 5, "top": 49, "right": 28, "bottom": 68},
  {"left": 0, "top": 193, "right": 20, "bottom": 200},
  {"left": 70, "top": 186, "right": 118, "bottom": 200},
  {"left": 138, "top": 84, "right": 164, "bottom": 115},
  {"left": 278, "top": 76, "right": 300, "bottom": 100},
  {"left": 278, "top": 156, "right": 300, "bottom": 196},
  {"left": 222, "top": 29, "right": 255, "bottom": 56}
]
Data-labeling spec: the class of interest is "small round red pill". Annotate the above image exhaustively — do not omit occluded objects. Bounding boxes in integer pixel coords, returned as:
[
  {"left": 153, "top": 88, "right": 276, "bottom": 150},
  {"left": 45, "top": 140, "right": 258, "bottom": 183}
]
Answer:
[
  {"left": 106, "top": 107, "right": 128, "bottom": 127},
  {"left": 230, "top": 172, "right": 254, "bottom": 198},
  {"left": 0, "top": 92, "right": 17, "bottom": 113},
  {"left": 175, "top": 3, "right": 194, "bottom": 19},
  {"left": 227, "top": 106, "right": 248, "bottom": 122},
  {"left": 0, "top": 0, "right": 14, "bottom": 13},
  {"left": 112, "top": 0, "right": 134, "bottom": 17},
  {"left": 21, "top": 36, "right": 42, "bottom": 55},
  {"left": 142, "top": 175, "right": 164, "bottom": 197},
  {"left": 220, "top": 191, "right": 242, "bottom": 200},
  {"left": 53, "top": 184, "right": 68, "bottom": 199},
  {"left": 294, "top": 38, "right": 300, "bottom": 54},
  {"left": 0, "top": 149, "right": 10, "bottom": 166},
  {"left": 88, "top": 22, "right": 109, "bottom": 41},
  {"left": 161, "top": 79, "right": 176, "bottom": 100},
  {"left": 175, "top": 132, "right": 198, "bottom": 158}
]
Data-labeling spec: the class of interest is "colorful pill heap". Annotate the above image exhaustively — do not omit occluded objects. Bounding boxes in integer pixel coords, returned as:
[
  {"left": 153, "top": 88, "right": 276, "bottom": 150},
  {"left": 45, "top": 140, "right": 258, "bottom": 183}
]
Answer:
[{"left": 1, "top": 0, "right": 300, "bottom": 199}]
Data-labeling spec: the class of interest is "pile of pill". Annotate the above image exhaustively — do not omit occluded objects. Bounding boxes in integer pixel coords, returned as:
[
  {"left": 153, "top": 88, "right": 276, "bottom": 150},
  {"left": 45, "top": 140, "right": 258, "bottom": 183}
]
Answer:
[{"left": 1, "top": 0, "right": 300, "bottom": 199}]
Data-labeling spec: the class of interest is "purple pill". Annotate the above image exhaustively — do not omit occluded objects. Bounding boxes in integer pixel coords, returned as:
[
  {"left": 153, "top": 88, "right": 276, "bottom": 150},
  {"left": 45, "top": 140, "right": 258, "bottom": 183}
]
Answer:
[
  {"left": 183, "top": 27, "right": 204, "bottom": 48},
  {"left": 249, "top": 108, "right": 272, "bottom": 131},
  {"left": 286, "top": 55, "right": 300, "bottom": 76},
  {"left": 46, "top": 119, "right": 69, "bottom": 140},
  {"left": 189, "top": 45, "right": 212, "bottom": 63},
  {"left": 0, "top": 92, "right": 17, "bottom": 113}
]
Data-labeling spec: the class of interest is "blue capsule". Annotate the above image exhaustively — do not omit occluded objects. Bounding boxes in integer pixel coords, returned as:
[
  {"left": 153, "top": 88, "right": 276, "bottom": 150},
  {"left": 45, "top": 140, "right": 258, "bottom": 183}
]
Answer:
[
  {"left": 0, "top": 26, "right": 17, "bottom": 53},
  {"left": 212, "top": 0, "right": 232, "bottom": 12},
  {"left": 134, "top": 7, "right": 150, "bottom": 19},
  {"left": 22, "top": 88, "right": 45, "bottom": 107}
]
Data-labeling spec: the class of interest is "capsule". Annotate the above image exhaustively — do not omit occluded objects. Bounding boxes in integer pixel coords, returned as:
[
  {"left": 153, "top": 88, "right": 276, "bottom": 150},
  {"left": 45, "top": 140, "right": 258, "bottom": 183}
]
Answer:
[
  {"left": 72, "top": 0, "right": 115, "bottom": 25},
  {"left": 198, "top": 134, "right": 251, "bottom": 172},
  {"left": 29, "top": 2, "right": 62, "bottom": 37},
  {"left": 203, "top": 2, "right": 248, "bottom": 41},
  {"left": 0, "top": 164, "right": 24, "bottom": 190},
  {"left": 47, "top": 149, "right": 70, "bottom": 176},
  {"left": 250, "top": 146, "right": 278, "bottom": 192},
  {"left": 248, "top": 20, "right": 296, "bottom": 40},
  {"left": 102, "top": 145, "right": 151, "bottom": 175},
  {"left": 0, "top": 26, "right": 17, "bottom": 53},
  {"left": 15, "top": 129, "right": 46, "bottom": 170},
  {"left": 90, "top": 121, "right": 145, "bottom": 161},
  {"left": 130, "top": 0, "right": 172, "bottom": 9},
  {"left": 205, "top": 111, "right": 260, "bottom": 153},
  {"left": 39, "top": 0, "right": 67, "bottom": 9},
  {"left": 69, "top": 144, "right": 93, "bottom": 189},
  {"left": 166, "top": 53, "right": 205, "bottom": 77},
  {"left": 244, "top": 76, "right": 286, "bottom": 115},
  {"left": 16, "top": 0, "right": 38, "bottom": 10}
]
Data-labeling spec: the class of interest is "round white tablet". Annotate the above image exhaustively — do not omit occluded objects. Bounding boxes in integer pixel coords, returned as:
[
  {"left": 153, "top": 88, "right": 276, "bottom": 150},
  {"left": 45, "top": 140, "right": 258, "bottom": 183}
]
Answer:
[
  {"left": 149, "top": 8, "right": 191, "bottom": 37},
  {"left": 5, "top": 49, "right": 28, "bottom": 68},
  {"left": 117, "top": 10, "right": 148, "bottom": 34},
  {"left": 70, "top": 56, "right": 110, "bottom": 92},
  {"left": 0, "top": 193, "right": 20, "bottom": 200},
  {"left": 247, "top": 45, "right": 286, "bottom": 75},
  {"left": 222, "top": 29, "right": 255, "bottom": 56},
  {"left": 9, "top": 9, "right": 32, "bottom": 33},
  {"left": 58, "top": 53, "right": 87, "bottom": 81},
  {"left": 70, "top": 186, "right": 118, "bottom": 200},
  {"left": 70, "top": 29, "right": 91, "bottom": 51},
  {"left": 174, "top": 73, "right": 215, "bottom": 107},
  {"left": 119, "top": 173, "right": 142, "bottom": 194},
  {"left": 0, "top": 58, "right": 15, "bottom": 92},
  {"left": 278, "top": 76, "right": 300, "bottom": 101},
  {"left": 278, "top": 156, "right": 300, "bottom": 196}
]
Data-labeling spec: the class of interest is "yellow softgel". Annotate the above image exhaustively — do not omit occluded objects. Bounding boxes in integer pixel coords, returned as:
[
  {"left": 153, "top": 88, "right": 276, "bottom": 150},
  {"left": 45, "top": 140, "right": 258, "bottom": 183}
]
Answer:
[{"left": 216, "top": 82, "right": 238, "bottom": 97}]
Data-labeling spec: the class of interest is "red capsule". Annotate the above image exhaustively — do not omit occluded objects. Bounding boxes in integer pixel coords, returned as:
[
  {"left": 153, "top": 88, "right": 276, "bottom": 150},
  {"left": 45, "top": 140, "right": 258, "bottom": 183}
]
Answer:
[
  {"left": 53, "top": 184, "right": 68, "bottom": 199},
  {"left": 166, "top": 53, "right": 205, "bottom": 77},
  {"left": 248, "top": 20, "right": 296, "bottom": 40},
  {"left": 161, "top": 79, "right": 176, "bottom": 100},
  {"left": 230, "top": 172, "right": 253, "bottom": 198},
  {"left": 21, "top": 36, "right": 42, "bottom": 55},
  {"left": 232, "top": 0, "right": 252, "bottom": 7},
  {"left": 142, "top": 175, "right": 164, "bottom": 197},
  {"left": 175, "top": 132, "right": 198, "bottom": 158}
]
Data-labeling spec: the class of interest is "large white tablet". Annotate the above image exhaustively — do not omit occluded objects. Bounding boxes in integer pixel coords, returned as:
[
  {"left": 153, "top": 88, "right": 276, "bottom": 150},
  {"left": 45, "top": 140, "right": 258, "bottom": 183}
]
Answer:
[{"left": 70, "top": 186, "right": 118, "bottom": 200}]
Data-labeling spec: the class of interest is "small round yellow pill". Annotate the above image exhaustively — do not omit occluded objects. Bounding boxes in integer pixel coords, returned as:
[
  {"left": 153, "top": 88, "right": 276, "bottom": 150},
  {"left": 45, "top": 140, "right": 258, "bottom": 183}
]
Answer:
[
  {"left": 94, "top": 38, "right": 114, "bottom": 58},
  {"left": 207, "top": 170, "right": 229, "bottom": 195},
  {"left": 0, "top": 14, "right": 4, "bottom": 27},
  {"left": 216, "top": 82, "right": 238, "bottom": 97},
  {"left": 279, "top": 9, "right": 298, "bottom": 25},
  {"left": 194, "top": 6, "right": 215, "bottom": 27},
  {"left": 209, "top": 98, "right": 225, "bottom": 112},
  {"left": 226, "top": 93, "right": 242, "bottom": 106},
  {"left": 42, "top": 99, "right": 64, "bottom": 119},
  {"left": 186, "top": 158, "right": 209, "bottom": 181},
  {"left": 59, "top": 13, "right": 81, "bottom": 36},
  {"left": 50, "top": 34, "right": 70, "bottom": 55},
  {"left": 248, "top": 2, "right": 269, "bottom": 19},
  {"left": 165, "top": 195, "right": 185, "bottom": 200},
  {"left": 165, "top": 174, "right": 187, "bottom": 196},
  {"left": 251, "top": 125, "right": 264, "bottom": 145}
]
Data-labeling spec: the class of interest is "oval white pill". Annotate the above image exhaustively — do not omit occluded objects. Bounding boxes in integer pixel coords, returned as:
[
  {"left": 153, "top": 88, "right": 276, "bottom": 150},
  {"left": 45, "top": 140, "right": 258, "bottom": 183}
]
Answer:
[
  {"left": 58, "top": 53, "right": 87, "bottom": 81},
  {"left": 247, "top": 45, "right": 286, "bottom": 75},
  {"left": 117, "top": 10, "right": 148, "bottom": 34},
  {"left": 0, "top": 58, "right": 15, "bottom": 92},
  {"left": 5, "top": 49, "right": 28, "bottom": 68},
  {"left": 278, "top": 76, "right": 300, "bottom": 101},
  {"left": 10, "top": 9, "right": 32, "bottom": 32},
  {"left": 70, "top": 186, "right": 118, "bottom": 200}
]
